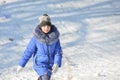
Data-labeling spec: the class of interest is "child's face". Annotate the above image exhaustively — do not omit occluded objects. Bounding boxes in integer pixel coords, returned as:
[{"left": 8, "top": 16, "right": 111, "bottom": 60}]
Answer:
[{"left": 41, "top": 25, "right": 51, "bottom": 33}]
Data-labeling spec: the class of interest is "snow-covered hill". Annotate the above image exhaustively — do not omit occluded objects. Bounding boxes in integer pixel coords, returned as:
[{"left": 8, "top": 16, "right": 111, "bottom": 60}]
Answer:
[{"left": 0, "top": 0, "right": 120, "bottom": 80}]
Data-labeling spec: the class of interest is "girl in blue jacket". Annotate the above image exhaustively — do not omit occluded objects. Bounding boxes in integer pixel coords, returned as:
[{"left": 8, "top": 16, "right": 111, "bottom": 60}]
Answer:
[{"left": 17, "top": 14, "right": 63, "bottom": 80}]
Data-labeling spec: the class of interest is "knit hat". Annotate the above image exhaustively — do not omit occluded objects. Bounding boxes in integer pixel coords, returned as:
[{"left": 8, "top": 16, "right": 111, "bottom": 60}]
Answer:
[{"left": 38, "top": 14, "right": 51, "bottom": 27}]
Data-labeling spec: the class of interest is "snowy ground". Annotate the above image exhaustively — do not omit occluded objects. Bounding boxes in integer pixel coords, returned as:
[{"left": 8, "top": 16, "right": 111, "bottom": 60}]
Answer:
[{"left": 0, "top": 0, "right": 120, "bottom": 80}]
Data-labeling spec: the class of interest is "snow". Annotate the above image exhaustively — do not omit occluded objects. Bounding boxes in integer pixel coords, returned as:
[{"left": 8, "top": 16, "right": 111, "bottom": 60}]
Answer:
[{"left": 0, "top": 0, "right": 120, "bottom": 80}]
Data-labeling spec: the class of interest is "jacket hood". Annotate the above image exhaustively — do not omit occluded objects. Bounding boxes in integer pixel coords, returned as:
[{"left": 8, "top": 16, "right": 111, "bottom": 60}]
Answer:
[{"left": 33, "top": 25, "right": 60, "bottom": 44}]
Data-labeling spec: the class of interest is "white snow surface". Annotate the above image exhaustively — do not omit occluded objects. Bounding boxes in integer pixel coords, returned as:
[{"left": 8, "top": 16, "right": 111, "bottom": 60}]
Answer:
[{"left": 0, "top": 0, "right": 120, "bottom": 80}]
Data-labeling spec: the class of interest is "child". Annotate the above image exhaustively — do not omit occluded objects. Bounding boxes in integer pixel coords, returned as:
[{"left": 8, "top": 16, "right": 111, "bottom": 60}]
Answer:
[{"left": 17, "top": 14, "right": 63, "bottom": 80}]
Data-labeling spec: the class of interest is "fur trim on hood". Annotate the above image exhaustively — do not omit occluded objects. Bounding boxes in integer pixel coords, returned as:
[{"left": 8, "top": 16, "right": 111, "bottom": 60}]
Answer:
[{"left": 33, "top": 25, "right": 60, "bottom": 44}]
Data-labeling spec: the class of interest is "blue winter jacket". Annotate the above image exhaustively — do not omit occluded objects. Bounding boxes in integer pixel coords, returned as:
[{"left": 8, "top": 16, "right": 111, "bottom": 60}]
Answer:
[{"left": 19, "top": 25, "right": 62, "bottom": 76}]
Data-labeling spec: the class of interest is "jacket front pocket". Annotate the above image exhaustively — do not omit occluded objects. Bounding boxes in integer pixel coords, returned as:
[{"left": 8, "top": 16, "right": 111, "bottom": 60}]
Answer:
[{"left": 35, "top": 55, "right": 49, "bottom": 66}]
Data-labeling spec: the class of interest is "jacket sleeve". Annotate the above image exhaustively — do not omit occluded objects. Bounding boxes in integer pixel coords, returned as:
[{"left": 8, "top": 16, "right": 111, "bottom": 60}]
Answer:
[
  {"left": 19, "top": 37, "right": 37, "bottom": 67},
  {"left": 54, "top": 39, "right": 63, "bottom": 67}
]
